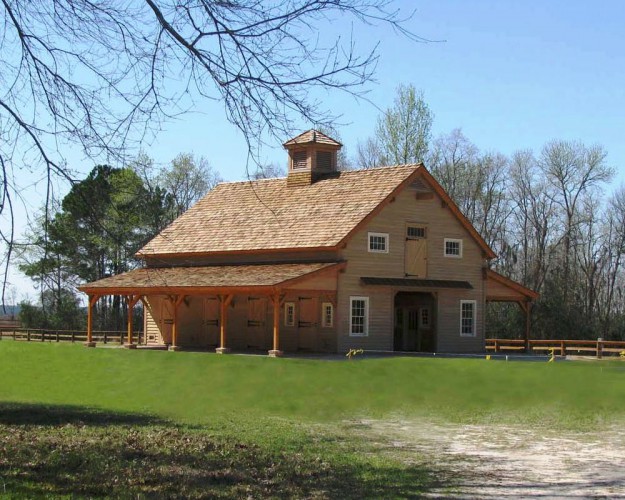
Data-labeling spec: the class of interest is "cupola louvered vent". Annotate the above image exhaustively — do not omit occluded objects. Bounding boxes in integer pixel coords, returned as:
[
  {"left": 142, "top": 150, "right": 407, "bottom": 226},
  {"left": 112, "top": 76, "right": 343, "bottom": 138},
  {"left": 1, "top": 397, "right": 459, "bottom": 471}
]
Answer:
[
  {"left": 316, "top": 151, "right": 333, "bottom": 171},
  {"left": 292, "top": 151, "right": 307, "bottom": 170}
]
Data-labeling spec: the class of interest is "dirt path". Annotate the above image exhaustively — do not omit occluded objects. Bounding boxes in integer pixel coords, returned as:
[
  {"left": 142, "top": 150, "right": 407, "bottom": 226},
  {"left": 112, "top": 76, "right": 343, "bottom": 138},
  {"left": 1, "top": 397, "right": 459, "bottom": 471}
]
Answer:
[{"left": 358, "top": 419, "right": 625, "bottom": 498}]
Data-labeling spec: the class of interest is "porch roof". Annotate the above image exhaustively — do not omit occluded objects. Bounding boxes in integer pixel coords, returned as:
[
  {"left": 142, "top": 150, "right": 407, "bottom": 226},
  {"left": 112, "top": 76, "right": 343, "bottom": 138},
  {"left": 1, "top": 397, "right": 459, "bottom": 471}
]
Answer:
[
  {"left": 485, "top": 269, "right": 539, "bottom": 302},
  {"left": 79, "top": 262, "right": 343, "bottom": 295},
  {"left": 360, "top": 277, "right": 473, "bottom": 289}
]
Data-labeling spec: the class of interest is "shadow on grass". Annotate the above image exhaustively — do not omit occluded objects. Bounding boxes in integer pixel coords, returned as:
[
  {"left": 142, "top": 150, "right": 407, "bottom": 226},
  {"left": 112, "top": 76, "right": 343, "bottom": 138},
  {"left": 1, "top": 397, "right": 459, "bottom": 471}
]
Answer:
[
  {"left": 0, "top": 402, "right": 444, "bottom": 498},
  {"left": 0, "top": 401, "right": 165, "bottom": 426}
]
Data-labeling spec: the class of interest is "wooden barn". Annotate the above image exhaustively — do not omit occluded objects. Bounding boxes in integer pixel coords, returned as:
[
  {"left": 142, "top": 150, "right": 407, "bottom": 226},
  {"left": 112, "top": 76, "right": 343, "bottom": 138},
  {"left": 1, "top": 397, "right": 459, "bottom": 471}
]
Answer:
[{"left": 80, "top": 130, "right": 537, "bottom": 355}]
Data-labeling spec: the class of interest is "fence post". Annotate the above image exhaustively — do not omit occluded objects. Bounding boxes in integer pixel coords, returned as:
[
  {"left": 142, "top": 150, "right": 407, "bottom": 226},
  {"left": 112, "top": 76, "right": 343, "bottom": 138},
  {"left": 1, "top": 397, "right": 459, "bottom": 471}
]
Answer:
[
  {"left": 56, "top": 331, "right": 59, "bottom": 342},
  {"left": 494, "top": 339, "right": 499, "bottom": 352},
  {"left": 597, "top": 338, "right": 603, "bottom": 359},
  {"left": 41, "top": 330, "right": 45, "bottom": 342},
  {"left": 27, "top": 330, "right": 30, "bottom": 342},
  {"left": 560, "top": 340, "right": 565, "bottom": 356},
  {"left": 104, "top": 331, "right": 108, "bottom": 344},
  {"left": 71, "top": 331, "right": 75, "bottom": 343}
]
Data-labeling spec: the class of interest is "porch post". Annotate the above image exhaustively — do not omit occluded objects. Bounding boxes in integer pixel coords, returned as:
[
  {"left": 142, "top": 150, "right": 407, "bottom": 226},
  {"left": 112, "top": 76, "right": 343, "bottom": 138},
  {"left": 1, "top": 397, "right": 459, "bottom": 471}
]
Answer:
[
  {"left": 84, "top": 295, "right": 99, "bottom": 347},
  {"left": 524, "top": 301, "right": 531, "bottom": 352},
  {"left": 124, "top": 295, "right": 140, "bottom": 349},
  {"left": 216, "top": 294, "right": 233, "bottom": 354},
  {"left": 169, "top": 295, "right": 185, "bottom": 352},
  {"left": 268, "top": 291, "right": 284, "bottom": 357}
]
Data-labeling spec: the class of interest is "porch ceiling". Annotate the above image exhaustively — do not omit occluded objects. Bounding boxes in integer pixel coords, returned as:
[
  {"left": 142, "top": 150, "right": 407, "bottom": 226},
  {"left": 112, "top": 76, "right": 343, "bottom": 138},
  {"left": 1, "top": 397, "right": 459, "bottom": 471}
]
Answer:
[
  {"left": 361, "top": 277, "right": 473, "bottom": 289},
  {"left": 79, "top": 262, "right": 343, "bottom": 295}
]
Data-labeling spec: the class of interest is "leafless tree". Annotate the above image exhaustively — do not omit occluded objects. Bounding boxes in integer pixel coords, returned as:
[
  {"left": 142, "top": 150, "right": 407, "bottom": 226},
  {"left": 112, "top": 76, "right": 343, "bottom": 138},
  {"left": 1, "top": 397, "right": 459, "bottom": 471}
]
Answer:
[
  {"left": 160, "top": 153, "right": 222, "bottom": 215},
  {"left": 249, "top": 163, "right": 286, "bottom": 180},
  {"left": 540, "top": 140, "right": 613, "bottom": 303},
  {"left": 356, "top": 137, "right": 384, "bottom": 169},
  {"left": 0, "top": 0, "right": 424, "bottom": 299}
]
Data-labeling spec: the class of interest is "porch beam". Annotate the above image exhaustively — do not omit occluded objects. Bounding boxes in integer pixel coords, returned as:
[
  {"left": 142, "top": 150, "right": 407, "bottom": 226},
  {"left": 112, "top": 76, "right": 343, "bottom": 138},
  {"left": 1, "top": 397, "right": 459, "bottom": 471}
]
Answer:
[
  {"left": 216, "top": 294, "right": 233, "bottom": 354},
  {"left": 269, "top": 292, "right": 284, "bottom": 357},
  {"left": 84, "top": 294, "right": 100, "bottom": 347}
]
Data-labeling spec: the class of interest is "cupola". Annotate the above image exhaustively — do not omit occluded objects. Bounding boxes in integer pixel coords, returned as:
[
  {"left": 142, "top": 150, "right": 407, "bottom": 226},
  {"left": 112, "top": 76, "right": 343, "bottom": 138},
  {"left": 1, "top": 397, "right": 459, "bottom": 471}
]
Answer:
[{"left": 283, "top": 129, "right": 342, "bottom": 187}]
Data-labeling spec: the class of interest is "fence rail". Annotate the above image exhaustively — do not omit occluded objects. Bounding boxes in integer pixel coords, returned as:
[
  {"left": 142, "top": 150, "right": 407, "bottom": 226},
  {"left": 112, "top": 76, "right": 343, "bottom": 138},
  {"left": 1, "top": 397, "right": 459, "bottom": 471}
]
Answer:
[
  {"left": 486, "top": 338, "right": 625, "bottom": 358},
  {"left": 0, "top": 328, "right": 143, "bottom": 345}
]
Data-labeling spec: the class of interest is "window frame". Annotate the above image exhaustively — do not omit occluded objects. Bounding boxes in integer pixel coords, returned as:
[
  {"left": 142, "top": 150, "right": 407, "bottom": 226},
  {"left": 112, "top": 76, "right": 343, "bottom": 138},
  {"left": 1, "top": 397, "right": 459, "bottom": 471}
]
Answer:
[
  {"left": 418, "top": 306, "right": 431, "bottom": 330},
  {"left": 349, "top": 296, "right": 369, "bottom": 337},
  {"left": 321, "top": 302, "right": 334, "bottom": 328},
  {"left": 459, "top": 300, "right": 477, "bottom": 337},
  {"left": 368, "top": 232, "right": 389, "bottom": 254},
  {"left": 444, "top": 238, "right": 463, "bottom": 258},
  {"left": 284, "top": 302, "right": 295, "bottom": 327}
]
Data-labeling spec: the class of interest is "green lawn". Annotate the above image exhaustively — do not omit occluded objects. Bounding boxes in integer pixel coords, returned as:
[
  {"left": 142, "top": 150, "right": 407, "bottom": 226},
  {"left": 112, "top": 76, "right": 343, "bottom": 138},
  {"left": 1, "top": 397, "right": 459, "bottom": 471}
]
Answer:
[{"left": 0, "top": 342, "right": 624, "bottom": 497}]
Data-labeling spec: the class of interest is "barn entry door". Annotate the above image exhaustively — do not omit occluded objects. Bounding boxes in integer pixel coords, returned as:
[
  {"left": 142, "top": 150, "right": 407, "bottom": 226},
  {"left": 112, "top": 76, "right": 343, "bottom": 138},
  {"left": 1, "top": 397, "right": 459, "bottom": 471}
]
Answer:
[
  {"left": 405, "top": 225, "right": 427, "bottom": 277},
  {"left": 203, "top": 297, "right": 220, "bottom": 347},
  {"left": 246, "top": 297, "right": 269, "bottom": 350},
  {"left": 297, "top": 297, "right": 317, "bottom": 351},
  {"left": 160, "top": 298, "right": 174, "bottom": 345}
]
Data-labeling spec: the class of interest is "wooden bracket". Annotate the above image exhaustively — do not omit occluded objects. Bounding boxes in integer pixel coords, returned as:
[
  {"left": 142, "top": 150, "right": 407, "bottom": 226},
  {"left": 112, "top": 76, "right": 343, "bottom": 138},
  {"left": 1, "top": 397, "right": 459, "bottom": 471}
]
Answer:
[
  {"left": 127, "top": 294, "right": 141, "bottom": 308},
  {"left": 89, "top": 295, "right": 100, "bottom": 307}
]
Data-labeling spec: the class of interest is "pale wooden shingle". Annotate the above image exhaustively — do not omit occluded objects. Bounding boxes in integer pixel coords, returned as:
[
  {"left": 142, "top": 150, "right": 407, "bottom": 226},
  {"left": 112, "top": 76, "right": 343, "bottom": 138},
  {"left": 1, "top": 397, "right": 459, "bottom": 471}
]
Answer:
[
  {"left": 138, "top": 165, "right": 419, "bottom": 256},
  {"left": 81, "top": 262, "right": 338, "bottom": 292}
]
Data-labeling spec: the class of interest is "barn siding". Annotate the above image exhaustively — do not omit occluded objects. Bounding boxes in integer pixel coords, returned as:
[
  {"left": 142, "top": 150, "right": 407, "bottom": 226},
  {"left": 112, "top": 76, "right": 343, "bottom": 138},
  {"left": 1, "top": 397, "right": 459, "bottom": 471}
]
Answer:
[{"left": 337, "top": 184, "right": 486, "bottom": 353}]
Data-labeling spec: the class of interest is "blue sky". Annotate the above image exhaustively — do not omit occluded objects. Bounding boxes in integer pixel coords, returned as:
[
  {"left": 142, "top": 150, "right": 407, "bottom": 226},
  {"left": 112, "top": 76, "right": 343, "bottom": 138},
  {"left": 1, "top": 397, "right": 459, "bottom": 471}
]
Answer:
[
  {"left": 7, "top": 0, "right": 625, "bottom": 300},
  {"left": 140, "top": 0, "right": 625, "bottom": 183}
]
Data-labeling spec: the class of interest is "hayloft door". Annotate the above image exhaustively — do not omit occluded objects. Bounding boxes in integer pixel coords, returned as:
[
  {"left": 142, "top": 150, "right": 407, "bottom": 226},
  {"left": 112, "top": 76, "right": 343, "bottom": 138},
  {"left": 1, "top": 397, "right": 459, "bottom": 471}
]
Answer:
[{"left": 405, "top": 225, "right": 427, "bottom": 277}]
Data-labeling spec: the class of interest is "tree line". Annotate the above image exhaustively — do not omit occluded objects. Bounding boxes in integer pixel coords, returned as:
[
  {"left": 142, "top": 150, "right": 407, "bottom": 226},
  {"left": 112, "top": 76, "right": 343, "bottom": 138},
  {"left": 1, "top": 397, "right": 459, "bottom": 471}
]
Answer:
[
  {"left": 360, "top": 84, "right": 623, "bottom": 340},
  {"left": 18, "top": 154, "right": 222, "bottom": 331}
]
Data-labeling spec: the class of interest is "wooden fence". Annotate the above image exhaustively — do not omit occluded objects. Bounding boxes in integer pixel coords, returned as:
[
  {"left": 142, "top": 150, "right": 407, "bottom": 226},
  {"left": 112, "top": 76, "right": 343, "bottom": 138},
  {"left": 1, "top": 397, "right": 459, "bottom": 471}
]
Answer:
[
  {"left": 486, "top": 338, "right": 625, "bottom": 358},
  {"left": 0, "top": 328, "right": 142, "bottom": 345}
]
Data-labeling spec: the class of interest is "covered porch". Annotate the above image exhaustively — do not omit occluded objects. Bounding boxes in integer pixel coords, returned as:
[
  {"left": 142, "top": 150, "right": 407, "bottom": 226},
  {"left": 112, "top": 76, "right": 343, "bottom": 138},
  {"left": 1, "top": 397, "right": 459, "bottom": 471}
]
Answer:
[
  {"left": 79, "top": 262, "right": 345, "bottom": 356},
  {"left": 485, "top": 269, "right": 539, "bottom": 350}
]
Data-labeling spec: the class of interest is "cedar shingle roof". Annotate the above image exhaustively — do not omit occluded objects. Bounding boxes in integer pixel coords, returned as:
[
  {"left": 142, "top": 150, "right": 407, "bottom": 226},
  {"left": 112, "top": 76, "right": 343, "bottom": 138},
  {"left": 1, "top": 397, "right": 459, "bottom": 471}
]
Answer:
[
  {"left": 283, "top": 129, "right": 342, "bottom": 147},
  {"left": 138, "top": 165, "right": 419, "bottom": 257},
  {"left": 80, "top": 262, "right": 341, "bottom": 293}
]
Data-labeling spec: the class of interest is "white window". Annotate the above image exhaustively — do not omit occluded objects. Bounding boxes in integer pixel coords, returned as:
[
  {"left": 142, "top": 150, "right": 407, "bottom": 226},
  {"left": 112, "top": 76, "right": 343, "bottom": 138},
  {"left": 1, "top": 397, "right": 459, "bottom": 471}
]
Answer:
[
  {"left": 321, "top": 302, "right": 334, "bottom": 328},
  {"left": 460, "top": 300, "right": 476, "bottom": 337},
  {"left": 349, "top": 296, "right": 369, "bottom": 336},
  {"left": 444, "top": 238, "right": 463, "bottom": 258},
  {"left": 284, "top": 302, "right": 295, "bottom": 327},
  {"left": 419, "top": 307, "right": 431, "bottom": 329},
  {"left": 368, "top": 232, "right": 389, "bottom": 253}
]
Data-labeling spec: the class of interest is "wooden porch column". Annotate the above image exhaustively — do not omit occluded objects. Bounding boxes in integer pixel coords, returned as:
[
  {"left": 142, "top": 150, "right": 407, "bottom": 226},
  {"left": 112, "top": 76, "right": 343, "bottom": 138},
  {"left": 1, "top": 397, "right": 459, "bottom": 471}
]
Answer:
[
  {"left": 216, "top": 294, "right": 233, "bottom": 354},
  {"left": 84, "top": 295, "right": 100, "bottom": 347},
  {"left": 268, "top": 292, "right": 285, "bottom": 357},
  {"left": 168, "top": 295, "right": 186, "bottom": 352},
  {"left": 518, "top": 300, "right": 532, "bottom": 352},
  {"left": 124, "top": 295, "right": 141, "bottom": 349}
]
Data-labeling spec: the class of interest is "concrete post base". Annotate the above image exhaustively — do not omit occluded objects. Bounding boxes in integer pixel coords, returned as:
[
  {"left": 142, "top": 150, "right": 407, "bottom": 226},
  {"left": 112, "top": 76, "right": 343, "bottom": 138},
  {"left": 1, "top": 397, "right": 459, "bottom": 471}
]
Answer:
[
  {"left": 268, "top": 350, "right": 284, "bottom": 357},
  {"left": 84, "top": 341, "right": 96, "bottom": 348},
  {"left": 168, "top": 345, "right": 181, "bottom": 352},
  {"left": 123, "top": 343, "right": 137, "bottom": 349},
  {"left": 215, "top": 347, "right": 231, "bottom": 354}
]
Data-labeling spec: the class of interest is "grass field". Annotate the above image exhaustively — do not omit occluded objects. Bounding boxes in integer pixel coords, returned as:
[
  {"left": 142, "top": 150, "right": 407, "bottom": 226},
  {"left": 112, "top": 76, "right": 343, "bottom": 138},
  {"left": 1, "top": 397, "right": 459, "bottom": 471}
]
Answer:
[{"left": 1, "top": 342, "right": 624, "bottom": 497}]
